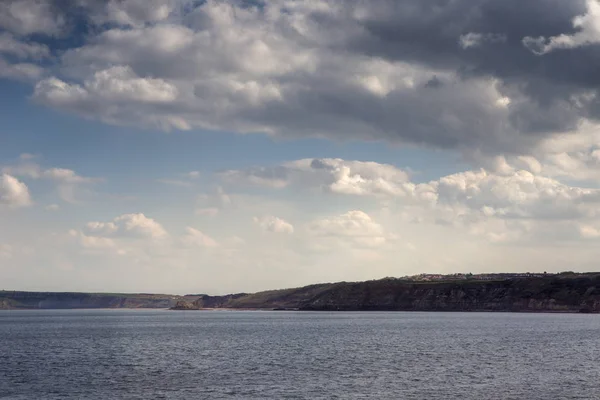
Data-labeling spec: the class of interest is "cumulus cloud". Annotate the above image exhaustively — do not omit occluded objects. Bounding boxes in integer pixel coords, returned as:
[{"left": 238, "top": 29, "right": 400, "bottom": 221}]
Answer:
[
  {"left": 0, "top": 58, "right": 44, "bottom": 81},
  {"left": 2, "top": 159, "right": 101, "bottom": 203},
  {"left": 523, "top": 0, "right": 600, "bottom": 54},
  {"left": 0, "top": 33, "right": 50, "bottom": 59},
  {"left": 307, "top": 210, "right": 391, "bottom": 248},
  {"left": 181, "top": 227, "right": 218, "bottom": 247},
  {"left": 228, "top": 157, "right": 600, "bottom": 219},
  {"left": 1, "top": 161, "right": 41, "bottom": 179},
  {"left": 43, "top": 168, "right": 98, "bottom": 184},
  {"left": 84, "top": 213, "right": 167, "bottom": 239},
  {"left": 83, "top": 221, "right": 118, "bottom": 236},
  {"left": 69, "top": 229, "right": 117, "bottom": 250},
  {"left": 0, "top": 0, "right": 65, "bottom": 36},
  {"left": 458, "top": 123, "right": 600, "bottom": 184},
  {"left": 33, "top": 66, "right": 183, "bottom": 129},
  {"left": 0, "top": 174, "right": 32, "bottom": 207},
  {"left": 253, "top": 216, "right": 294, "bottom": 234},
  {"left": 223, "top": 158, "right": 420, "bottom": 198},
  {"left": 459, "top": 32, "right": 506, "bottom": 49},
  {"left": 579, "top": 224, "right": 600, "bottom": 239},
  {"left": 113, "top": 213, "right": 168, "bottom": 238},
  {"left": 5, "top": 0, "right": 598, "bottom": 153},
  {"left": 226, "top": 156, "right": 600, "bottom": 244},
  {"left": 434, "top": 169, "right": 598, "bottom": 220}
]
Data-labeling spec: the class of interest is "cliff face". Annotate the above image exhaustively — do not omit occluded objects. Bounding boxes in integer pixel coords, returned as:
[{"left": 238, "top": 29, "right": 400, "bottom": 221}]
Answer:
[
  {"left": 170, "top": 293, "right": 249, "bottom": 310},
  {"left": 201, "top": 274, "right": 600, "bottom": 313},
  {"left": 0, "top": 291, "right": 189, "bottom": 310},
  {"left": 296, "top": 278, "right": 600, "bottom": 312},
  {"left": 3, "top": 274, "right": 600, "bottom": 312}
]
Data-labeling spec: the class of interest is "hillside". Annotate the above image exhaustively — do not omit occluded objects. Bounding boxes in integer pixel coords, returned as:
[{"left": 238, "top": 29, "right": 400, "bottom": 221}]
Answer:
[
  {"left": 4, "top": 273, "right": 600, "bottom": 312},
  {"left": 176, "top": 273, "right": 600, "bottom": 313},
  {"left": 0, "top": 291, "right": 196, "bottom": 310}
]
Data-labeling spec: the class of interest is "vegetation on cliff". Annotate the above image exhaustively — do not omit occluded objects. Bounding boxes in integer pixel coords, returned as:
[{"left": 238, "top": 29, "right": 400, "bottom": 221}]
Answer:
[
  {"left": 0, "top": 291, "right": 191, "bottom": 310},
  {"left": 190, "top": 273, "right": 600, "bottom": 313},
  {"left": 3, "top": 273, "right": 600, "bottom": 312}
]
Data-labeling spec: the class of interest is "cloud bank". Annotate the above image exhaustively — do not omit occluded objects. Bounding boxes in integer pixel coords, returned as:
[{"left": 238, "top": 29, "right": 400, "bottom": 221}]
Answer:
[{"left": 1, "top": 0, "right": 600, "bottom": 153}]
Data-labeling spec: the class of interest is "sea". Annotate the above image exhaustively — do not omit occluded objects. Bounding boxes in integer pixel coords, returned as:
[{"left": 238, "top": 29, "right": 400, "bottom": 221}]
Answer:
[{"left": 0, "top": 310, "right": 598, "bottom": 399}]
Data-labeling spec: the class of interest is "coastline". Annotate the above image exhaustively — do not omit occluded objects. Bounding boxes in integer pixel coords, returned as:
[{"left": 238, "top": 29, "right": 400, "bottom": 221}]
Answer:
[{"left": 4, "top": 273, "right": 600, "bottom": 313}]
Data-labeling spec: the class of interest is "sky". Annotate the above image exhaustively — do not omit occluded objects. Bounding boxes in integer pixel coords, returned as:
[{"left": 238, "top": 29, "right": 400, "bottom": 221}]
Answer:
[{"left": 3, "top": 0, "right": 600, "bottom": 295}]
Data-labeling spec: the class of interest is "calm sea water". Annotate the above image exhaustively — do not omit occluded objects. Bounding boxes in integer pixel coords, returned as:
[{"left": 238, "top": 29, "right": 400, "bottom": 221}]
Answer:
[{"left": 1, "top": 310, "right": 599, "bottom": 399}]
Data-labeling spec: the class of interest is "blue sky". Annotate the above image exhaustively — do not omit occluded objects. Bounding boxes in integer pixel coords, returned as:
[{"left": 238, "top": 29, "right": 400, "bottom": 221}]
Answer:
[
  {"left": 2, "top": 0, "right": 600, "bottom": 294},
  {"left": 1, "top": 79, "right": 467, "bottom": 182}
]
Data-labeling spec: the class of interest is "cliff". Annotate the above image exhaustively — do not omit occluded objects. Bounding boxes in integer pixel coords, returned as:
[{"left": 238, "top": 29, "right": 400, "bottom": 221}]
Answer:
[
  {"left": 169, "top": 293, "right": 249, "bottom": 310},
  {"left": 199, "top": 273, "right": 600, "bottom": 313},
  {"left": 4, "top": 273, "right": 600, "bottom": 312},
  {"left": 0, "top": 291, "right": 195, "bottom": 310}
]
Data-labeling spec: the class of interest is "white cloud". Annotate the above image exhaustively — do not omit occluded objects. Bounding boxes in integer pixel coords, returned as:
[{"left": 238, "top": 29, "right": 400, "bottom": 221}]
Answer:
[
  {"left": 82, "top": 213, "right": 167, "bottom": 239},
  {"left": 230, "top": 157, "right": 600, "bottom": 222},
  {"left": 477, "top": 123, "right": 600, "bottom": 183},
  {"left": 0, "top": 33, "right": 50, "bottom": 59},
  {"left": 434, "top": 168, "right": 596, "bottom": 220},
  {"left": 34, "top": 65, "right": 179, "bottom": 115},
  {"left": 0, "top": 58, "right": 44, "bottom": 81},
  {"left": 181, "top": 227, "right": 218, "bottom": 247},
  {"left": 84, "top": 66, "right": 179, "bottom": 103},
  {"left": 223, "top": 158, "right": 419, "bottom": 198},
  {"left": 0, "top": 0, "right": 65, "bottom": 36},
  {"left": 69, "top": 229, "right": 117, "bottom": 250},
  {"left": 84, "top": 221, "right": 119, "bottom": 236},
  {"left": 307, "top": 210, "right": 390, "bottom": 248},
  {"left": 22, "top": 1, "right": 525, "bottom": 152},
  {"left": 45, "top": 203, "right": 59, "bottom": 211},
  {"left": 579, "top": 225, "right": 600, "bottom": 239},
  {"left": 309, "top": 158, "right": 413, "bottom": 197},
  {"left": 0, "top": 174, "right": 32, "bottom": 207},
  {"left": 459, "top": 32, "right": 506, "bottom": 49},
  {"left": 1, "top": 162, "right": 41, "bottom": 178},
  {"left": 253, "top": 216, "right": 294, "bottom": 234},
  {"left": 2, "top": 160, "right": 101, "bottom": 203},
  {"left": 225, "top": 156, "right": 600, "bottom": 245},
  {"left": 0, "top": 0, "right": 597, "bottom": 157},
  {"left": 221, "top": 165, "right": 290, "bottom": 188},
  {"left": 43, "top": 168, "right": 97, "bottom": 184},
  {"left": 524, "top": 0, "right": 600, "bottom": 54},
  {"left": 8, "top": 2, "right": 600, "bottom": 292},
  {"left": 3, "top": 162, "right": 95, "bottom": 184},
  {"left": 113, "top": 213, "right": 168, "bottom": 238}
]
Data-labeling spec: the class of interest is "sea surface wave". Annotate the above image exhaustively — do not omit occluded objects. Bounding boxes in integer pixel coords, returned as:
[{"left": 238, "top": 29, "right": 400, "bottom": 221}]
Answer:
[{"left": 1, "top": 310, "right": 599, "bottom": 399}]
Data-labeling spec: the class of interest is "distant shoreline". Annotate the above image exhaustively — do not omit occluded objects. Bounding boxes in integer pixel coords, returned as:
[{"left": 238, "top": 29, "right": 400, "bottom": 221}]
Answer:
[
  {"left": 3, "top": 272, "right": 600, "bottom": 313},
  {"left": 0, "top": 308, "right": 595, "bottom": 314}
]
